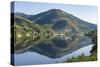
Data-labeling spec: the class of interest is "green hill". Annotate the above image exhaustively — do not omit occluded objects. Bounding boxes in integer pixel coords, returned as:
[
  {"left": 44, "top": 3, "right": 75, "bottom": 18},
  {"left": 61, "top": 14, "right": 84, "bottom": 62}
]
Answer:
[{"left": 14, "top": 17, "right": 52, "bottom": 50}]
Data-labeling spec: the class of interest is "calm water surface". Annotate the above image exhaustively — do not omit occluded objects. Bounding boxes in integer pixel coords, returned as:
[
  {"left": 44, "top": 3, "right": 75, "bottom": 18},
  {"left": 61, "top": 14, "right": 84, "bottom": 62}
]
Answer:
[{"left": 13, "top": 35, "right": 92, "bottom": 66}]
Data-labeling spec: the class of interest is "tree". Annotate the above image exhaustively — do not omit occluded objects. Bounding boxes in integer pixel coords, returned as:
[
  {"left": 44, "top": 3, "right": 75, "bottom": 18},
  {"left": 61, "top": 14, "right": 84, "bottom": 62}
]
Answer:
[{"left": 86, "top": 30, "right": 97, "bottom": 54}]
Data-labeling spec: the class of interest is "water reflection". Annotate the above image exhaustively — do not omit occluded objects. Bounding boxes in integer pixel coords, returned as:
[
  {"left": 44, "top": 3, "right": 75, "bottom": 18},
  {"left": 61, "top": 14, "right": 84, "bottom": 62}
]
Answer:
[
  {"left": 14, "top": 34, "right": 92, "bottom": 58},
  {"left": 14, "top": 45, "right": 93, "bottom": 66}
]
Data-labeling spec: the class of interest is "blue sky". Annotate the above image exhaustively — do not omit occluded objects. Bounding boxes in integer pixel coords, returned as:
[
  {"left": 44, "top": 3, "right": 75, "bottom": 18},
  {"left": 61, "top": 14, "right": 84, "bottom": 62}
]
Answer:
[{"left": 13, "top": 1, "right": 97, "bottom": 24}]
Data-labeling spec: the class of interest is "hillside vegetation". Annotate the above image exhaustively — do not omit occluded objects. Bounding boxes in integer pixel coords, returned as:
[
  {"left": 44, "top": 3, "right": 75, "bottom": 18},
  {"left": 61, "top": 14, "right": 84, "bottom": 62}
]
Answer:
[
  {"left": 66, "top": 30, "right": 97, "bottom": 62},
  {"left": 14, "top": 17, "right": 52, "bottom": 46}
]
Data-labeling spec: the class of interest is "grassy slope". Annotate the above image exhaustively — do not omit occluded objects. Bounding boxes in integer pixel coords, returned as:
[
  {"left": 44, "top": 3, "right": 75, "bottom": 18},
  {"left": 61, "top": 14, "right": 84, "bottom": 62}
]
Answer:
[
  {"left": 14, "top": 17, "right": 52, "bottom": 44},
  {"left": 66, "top": 54, "right": 97, "bottom": 62}
]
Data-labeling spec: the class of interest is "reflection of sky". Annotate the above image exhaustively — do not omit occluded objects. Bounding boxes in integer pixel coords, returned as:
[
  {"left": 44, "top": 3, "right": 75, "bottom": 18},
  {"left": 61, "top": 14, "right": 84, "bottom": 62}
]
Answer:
[
  {"left": 14, "top": 45, "right": 93, "bottom": 66},
  {"left": 13, "top": 1, "right": 97, "bottom": 24}
]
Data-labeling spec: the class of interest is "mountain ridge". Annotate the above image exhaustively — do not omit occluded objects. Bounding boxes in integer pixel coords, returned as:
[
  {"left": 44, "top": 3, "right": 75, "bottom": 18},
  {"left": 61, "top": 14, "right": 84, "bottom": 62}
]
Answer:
[{"left": 13, "top": 9, "right": 97, "bottom": 33}]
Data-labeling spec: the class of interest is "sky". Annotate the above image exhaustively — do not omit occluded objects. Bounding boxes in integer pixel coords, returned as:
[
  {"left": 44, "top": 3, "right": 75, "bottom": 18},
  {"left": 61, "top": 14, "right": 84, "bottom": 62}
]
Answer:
[{"left": 12, "top": 1, "right": 97, "bottom": 24}]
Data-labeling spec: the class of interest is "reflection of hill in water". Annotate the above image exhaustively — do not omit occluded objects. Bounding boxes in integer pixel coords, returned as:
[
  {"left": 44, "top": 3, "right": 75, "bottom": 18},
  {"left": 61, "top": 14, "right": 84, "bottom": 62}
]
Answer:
[
  {"left": 13, "top": 9, "right": 96, "bottom": 58},
  {"left": 15, "top": 35, "right": 92, "bottom": 58}
]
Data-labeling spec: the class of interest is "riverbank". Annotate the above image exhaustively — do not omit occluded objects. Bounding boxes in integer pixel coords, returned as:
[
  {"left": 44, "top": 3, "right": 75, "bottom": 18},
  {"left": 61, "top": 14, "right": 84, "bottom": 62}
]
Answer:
[{"left": 65, "top": 53, "right": 97, "bottom": 62}]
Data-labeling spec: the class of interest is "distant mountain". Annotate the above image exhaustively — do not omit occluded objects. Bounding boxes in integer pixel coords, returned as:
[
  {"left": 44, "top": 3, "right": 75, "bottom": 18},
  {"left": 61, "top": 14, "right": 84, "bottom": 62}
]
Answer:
[
  {"left": 14, "top": 16, "right": 38, "bottom": 29},
  {"left": 14, "top": 12, "right": 30, "bottom": 19},
  {"left": 14, "top": 9, "right": 97, "bottom": 33}
]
